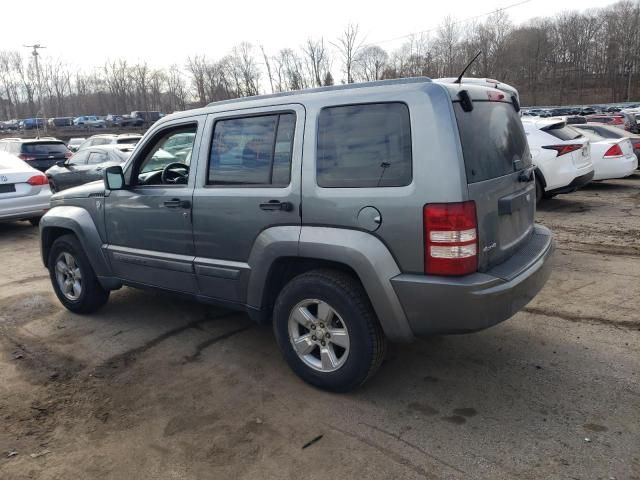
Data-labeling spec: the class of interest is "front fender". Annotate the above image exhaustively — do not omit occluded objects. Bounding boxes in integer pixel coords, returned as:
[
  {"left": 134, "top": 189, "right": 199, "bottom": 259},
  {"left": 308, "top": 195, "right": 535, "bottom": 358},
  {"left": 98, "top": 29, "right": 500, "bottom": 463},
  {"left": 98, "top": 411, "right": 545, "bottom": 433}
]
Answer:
[{"left": 40, "top": 206, "right": 111, "bottom": 278}]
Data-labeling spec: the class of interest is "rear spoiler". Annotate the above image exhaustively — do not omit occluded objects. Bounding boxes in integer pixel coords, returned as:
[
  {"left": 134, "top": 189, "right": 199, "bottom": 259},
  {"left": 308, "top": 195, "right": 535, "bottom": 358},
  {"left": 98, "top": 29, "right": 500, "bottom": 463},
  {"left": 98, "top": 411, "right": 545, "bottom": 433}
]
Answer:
[{"left": 456, "top": 90, "right": 521, "bottom": 113}]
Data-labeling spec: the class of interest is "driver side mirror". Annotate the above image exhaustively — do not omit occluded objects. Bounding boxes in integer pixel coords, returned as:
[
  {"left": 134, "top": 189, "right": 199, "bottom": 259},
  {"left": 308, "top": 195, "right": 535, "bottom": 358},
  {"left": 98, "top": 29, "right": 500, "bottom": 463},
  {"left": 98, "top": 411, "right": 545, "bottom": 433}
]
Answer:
[{"left": 104, "top": 165, "right": 125, "bottom": 190}]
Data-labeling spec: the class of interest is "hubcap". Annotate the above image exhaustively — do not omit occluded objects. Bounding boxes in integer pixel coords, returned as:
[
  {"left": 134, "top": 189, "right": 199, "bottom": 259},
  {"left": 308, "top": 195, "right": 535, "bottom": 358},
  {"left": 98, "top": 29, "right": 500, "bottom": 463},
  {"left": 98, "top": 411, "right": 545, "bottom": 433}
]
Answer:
[
  {"left": 288, "top": 299, "right": 350, "bottom": 372},
  {"left": 54, "top": 252, "right": 82, "bottom": 301}
]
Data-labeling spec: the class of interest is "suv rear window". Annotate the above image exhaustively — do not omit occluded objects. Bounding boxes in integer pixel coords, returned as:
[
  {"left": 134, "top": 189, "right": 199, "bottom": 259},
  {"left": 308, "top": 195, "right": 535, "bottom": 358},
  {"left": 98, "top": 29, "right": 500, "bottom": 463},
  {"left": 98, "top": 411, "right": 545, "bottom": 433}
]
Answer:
[
  {"left": 21, "top": 142, "right": 68, "bottom": 154},
  {"left": 317, "top": 103, "right": 412, "bottom": 188},
  {"left": 543, "top": 123, "right": 583, "bottom": 141},
  {"left": 454, "top": 101, "right": 530, "bottom": 184}
]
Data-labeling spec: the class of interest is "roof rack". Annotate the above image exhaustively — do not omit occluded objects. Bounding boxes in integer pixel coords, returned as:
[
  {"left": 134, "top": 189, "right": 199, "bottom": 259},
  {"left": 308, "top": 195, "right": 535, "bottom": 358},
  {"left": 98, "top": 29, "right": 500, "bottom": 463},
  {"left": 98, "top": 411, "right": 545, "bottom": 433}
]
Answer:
[{"left": 206, "top": 77, "right": 432, "bottom": 107}]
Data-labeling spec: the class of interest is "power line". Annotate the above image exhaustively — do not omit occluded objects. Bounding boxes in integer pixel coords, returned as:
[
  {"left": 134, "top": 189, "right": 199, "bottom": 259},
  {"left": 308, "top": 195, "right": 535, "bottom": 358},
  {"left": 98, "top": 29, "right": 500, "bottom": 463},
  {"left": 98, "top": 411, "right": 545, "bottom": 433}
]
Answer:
[{"left": 361, "top": 0, "right": 533, "bottom": 48}]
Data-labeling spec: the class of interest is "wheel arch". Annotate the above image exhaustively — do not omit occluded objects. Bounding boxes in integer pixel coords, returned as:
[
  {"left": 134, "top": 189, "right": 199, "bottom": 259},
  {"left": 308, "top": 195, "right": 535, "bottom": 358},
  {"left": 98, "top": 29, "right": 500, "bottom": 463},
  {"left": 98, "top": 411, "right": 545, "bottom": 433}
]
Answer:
[
  {"left": 247, "top": 226, "right": 414, "bottom": 342},
  {"left": 40, "top": 206, "right": 112, "bottom": 280}
]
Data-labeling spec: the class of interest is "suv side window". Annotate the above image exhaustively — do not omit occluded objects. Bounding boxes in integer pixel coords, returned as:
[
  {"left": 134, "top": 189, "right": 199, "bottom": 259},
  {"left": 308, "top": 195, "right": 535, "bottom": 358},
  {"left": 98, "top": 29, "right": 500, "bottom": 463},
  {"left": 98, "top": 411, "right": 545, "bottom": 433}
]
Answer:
[
  {"left": 208, "top": 113, "right": 295, "bottom": 186},
  {"left": 316, "top": 103, "right": 412, "bottom": 188},
  {"left": 133, "top": 124, "right": 198, "bottom": 183}
]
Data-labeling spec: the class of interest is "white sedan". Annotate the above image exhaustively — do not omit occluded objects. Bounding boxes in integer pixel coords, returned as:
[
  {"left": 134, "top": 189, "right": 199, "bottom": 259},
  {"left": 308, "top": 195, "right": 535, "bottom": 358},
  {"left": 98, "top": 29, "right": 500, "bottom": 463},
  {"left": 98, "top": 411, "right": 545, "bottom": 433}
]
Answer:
[
  {"left": 577, "top": 129, "right": 638, "bottom": 180},
  {"left": 0, "top": 152, "right": 51, "bottom": 225}
]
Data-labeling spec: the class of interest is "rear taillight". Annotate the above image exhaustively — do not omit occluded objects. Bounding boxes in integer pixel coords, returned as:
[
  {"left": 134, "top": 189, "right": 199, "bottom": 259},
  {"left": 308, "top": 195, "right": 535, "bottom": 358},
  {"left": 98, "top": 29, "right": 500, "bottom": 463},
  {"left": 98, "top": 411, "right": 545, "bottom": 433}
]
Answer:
[
  {"left": 18, "top": 154, "right": 36, "bottom": 161},
  {"left": 604, "top": 144, "right": 623, "bottom": 157},
  {"left": 486, "top": 91, "right": 505, "bottom": 101},
  {"left": 27, "top": 175, "right": 48, "bottom": 186},
  {"left": 542, "top": 144, "right": 583, "bottom": 157},
  {"left": 611, "top": 117, "right": 624, "bottom": 125},
  {"left": 423, "top": 201, "right": 478, "bottom": 276},
  {"left": 632, "top": 142, "right": 640, "bottom": 149}
]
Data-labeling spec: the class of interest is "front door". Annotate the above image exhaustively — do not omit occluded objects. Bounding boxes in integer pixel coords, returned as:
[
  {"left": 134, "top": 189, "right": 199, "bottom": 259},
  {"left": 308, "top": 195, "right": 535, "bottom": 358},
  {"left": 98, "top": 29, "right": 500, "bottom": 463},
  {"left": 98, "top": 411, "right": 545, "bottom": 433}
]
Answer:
[
  {"left": 104, "top": 118, "right": 204, "bottom": 293},
  {"left": 191, "top": 105, "right": 304, "bottom": 302}
]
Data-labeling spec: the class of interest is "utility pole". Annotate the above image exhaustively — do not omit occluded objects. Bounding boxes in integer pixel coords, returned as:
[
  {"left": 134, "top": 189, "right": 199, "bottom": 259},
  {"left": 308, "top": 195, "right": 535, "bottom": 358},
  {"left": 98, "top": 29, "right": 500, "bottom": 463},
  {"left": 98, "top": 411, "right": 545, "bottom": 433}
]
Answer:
[{"left": 24, "top": 44, "right": 47, "bottom": 134}]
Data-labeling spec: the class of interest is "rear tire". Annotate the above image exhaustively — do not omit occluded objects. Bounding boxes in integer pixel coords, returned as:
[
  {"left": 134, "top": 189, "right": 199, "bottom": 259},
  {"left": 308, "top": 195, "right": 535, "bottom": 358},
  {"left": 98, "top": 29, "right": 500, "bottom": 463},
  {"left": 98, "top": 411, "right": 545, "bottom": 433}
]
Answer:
[
  {"left": 48, "top": 234, "right": 110, "bottom": 313},
  {"left": 272, "top": 269, "right": 387, "bottom": 392}
]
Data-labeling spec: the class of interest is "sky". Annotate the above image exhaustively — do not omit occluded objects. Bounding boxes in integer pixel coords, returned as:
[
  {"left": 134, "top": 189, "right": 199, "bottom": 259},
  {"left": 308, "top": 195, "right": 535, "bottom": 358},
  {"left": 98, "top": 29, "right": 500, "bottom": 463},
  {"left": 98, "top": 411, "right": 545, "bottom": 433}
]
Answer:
[{"left": 1, "top": 0, "right": 623, "bottom": 72}]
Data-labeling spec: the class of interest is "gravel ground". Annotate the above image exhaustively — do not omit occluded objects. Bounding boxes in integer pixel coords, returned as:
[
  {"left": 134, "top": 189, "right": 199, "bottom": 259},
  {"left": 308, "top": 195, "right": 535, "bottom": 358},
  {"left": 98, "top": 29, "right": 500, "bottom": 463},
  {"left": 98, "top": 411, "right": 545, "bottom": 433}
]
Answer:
[{"left": 0, "top": 174, "right": 639, "bottom": 480}]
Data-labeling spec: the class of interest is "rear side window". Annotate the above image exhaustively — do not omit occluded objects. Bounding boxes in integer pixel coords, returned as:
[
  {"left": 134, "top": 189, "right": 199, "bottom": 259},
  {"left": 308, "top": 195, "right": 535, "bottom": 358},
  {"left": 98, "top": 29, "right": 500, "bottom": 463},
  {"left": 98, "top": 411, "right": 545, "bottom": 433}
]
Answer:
[
  {"left": 543, "top": 123, "right": 583, "bottom": 141},
  {"left": 88, "top": 151, "right": 109, "bottom": 164},
  {"left": 454, "top": 101, "right": 530, "bottom": 183},
  {"left": 208, "top": 113, "right": 295, "bottom": 186},
  {"left": 317, "top": 103, "right": 412, "bottom": 188},
  {"left": 21, "top": 142, "right": 68, "bottom": 154}
]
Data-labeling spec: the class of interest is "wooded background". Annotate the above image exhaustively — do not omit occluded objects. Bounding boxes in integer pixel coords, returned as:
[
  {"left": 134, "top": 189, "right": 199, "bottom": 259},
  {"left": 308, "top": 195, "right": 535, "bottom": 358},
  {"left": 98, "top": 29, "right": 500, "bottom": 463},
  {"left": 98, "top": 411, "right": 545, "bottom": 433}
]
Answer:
[{"left": 1, "top": 0, "right": 638, "bottom": 119}]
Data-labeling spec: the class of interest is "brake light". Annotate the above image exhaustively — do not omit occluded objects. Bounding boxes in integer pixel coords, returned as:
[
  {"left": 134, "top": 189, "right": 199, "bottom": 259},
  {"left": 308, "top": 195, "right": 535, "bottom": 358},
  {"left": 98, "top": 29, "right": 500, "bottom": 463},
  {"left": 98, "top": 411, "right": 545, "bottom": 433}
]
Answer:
[
  {"left": 542, "top": 144, "right": 583, "bottom": 157},
  {"left": 423, "top": 201, "right": 478, "bottom": 276},
  {"left": 604, "top": 144, "right": 623, "bottom": 157},
  {"left": 632, "top": 142, "right": 640, "bottom": 149},
  {"left": 27, "top": 175, "right": 48, "bottom": 186},
  {"left": 610, "top": 117, "right": 624, "bottom": 125},
  {"left": 18, "top": 154, "right": 36, "bottom": 161},
  {"left": 486, "top": 91, "right": 505, "bottom": 101}
]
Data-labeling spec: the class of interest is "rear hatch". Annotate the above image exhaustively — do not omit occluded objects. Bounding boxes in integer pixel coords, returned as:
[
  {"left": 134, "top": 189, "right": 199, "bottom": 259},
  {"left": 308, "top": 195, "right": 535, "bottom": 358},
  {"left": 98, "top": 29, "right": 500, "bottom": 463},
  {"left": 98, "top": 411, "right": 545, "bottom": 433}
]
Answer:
[
  {"left": 540, "top": 121, "right": 591, "bottom": 169},
  {"left": 453, "top": 93, "right": 535, "bottom": 272},
  {"left": 0, "top": 156, "right": 45, "bottom": 199},
  {"left": 19, "top": 142, "right": 70, "bottom": 172}
]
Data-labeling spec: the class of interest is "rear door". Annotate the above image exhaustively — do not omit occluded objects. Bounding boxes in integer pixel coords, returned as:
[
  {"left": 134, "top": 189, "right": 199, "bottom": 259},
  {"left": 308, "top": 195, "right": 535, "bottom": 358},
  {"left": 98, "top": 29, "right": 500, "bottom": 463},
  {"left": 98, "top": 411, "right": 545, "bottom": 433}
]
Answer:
[
  {"left": 191, "top": 105, "right": 303, "bottom": 302},
  {"left": 453, "top": 99, "right": 535, "bottom": 271}
]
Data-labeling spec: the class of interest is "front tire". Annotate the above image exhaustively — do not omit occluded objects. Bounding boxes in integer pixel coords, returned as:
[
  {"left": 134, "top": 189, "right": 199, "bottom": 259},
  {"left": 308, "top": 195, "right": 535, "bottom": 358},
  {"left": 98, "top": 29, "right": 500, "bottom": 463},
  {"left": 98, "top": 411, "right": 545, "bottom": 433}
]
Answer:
[
  {"left": 272, "top": 269, "right": 386, "bottom": 392},
  {"left": 48, "top": 234, "right": 110, "bottom": 313}
]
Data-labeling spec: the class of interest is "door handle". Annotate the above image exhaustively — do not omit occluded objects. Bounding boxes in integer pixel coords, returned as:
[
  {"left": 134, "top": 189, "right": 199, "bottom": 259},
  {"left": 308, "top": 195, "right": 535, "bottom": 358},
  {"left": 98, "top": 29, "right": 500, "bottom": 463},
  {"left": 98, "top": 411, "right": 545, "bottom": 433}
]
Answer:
[
  {"left": 163, "top": 198, "right": 191, "bottom": 209},
  {"left": 260, "top": 200, "right": 294, "bottom": 212}
]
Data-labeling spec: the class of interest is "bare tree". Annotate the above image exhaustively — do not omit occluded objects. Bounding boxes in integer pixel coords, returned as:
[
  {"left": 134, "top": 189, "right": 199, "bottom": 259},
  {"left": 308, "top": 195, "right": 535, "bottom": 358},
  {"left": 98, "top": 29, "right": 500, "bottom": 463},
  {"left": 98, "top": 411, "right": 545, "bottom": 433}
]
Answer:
[
  {"left": 332, "top": 24, "right": 364, "bottom": 83},
  {"left": 303, "top": 38, "right": 330, "bottom": 87}
]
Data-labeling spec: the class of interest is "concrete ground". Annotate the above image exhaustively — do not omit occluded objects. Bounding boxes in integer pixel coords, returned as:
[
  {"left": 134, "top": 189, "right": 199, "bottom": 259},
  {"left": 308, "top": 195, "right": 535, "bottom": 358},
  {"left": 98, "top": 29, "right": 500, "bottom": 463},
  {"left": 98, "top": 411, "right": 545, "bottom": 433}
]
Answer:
[{"left": 0, "top": 174, "right": 639, "bottom": 480}]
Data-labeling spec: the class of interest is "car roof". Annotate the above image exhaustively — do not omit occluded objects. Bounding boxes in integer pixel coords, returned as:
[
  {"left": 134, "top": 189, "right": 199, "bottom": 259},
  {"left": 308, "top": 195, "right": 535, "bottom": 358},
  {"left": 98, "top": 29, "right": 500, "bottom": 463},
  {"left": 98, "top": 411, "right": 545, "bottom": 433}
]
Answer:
[
  {"left": 0, "top": 137, "right": 64, "bottom": 143},
  {"left": 159, "top": 77, "right": 510, "bottom": 126}
]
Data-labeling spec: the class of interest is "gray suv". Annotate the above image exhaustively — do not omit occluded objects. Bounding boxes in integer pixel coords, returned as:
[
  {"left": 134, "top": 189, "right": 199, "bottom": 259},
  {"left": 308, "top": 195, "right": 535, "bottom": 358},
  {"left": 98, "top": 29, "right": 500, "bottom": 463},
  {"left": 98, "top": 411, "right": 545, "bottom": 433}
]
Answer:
[{"left": 40, "top": 78, "right": 553, "bottom": 392}]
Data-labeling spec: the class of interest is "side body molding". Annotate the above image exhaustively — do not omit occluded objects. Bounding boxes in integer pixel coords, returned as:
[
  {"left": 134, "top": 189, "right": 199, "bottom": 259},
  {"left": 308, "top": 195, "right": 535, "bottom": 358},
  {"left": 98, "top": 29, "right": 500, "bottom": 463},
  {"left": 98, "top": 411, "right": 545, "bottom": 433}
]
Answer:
[{"left": 40, "top": 206, "right": 114, "bottom": 284}]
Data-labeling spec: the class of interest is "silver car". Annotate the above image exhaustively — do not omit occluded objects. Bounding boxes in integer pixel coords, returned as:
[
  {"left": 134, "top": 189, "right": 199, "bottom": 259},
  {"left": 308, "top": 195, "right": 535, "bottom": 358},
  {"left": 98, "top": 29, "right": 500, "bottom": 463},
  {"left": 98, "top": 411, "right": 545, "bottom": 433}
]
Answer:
[
  {"left": 0, "top": 152, "right": 51, "bottom": 225},
  {"left": 40, "top": 78, "right": 553, "bottom": 391}
]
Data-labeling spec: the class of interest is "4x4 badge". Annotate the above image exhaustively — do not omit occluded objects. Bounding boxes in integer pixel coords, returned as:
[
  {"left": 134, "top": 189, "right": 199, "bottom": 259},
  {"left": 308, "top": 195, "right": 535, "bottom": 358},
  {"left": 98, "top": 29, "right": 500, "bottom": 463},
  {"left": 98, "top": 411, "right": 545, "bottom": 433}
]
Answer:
[{"left": 483, "top": 242, "right": 497, "bottom": 252}]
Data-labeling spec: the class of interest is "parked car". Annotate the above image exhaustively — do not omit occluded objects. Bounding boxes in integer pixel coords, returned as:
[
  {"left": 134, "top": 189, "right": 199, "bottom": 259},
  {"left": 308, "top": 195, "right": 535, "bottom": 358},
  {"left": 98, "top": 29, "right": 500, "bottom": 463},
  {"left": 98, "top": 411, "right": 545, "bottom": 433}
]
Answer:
[
  {"left": 565, "top": 115, "right": 587, "bottom": 125},
  {"left": 130, "top": 110, "right": 161, "bottom": 125},
  {"left": 0, "top": 138, "right": 72, "bottom": 172},
  {"left": 46, "top": 144, "right": 134, "bottom": 193},
  {"left": 574, "top": 129, "right": 637, "bottom": 180},
  {"left": 48, "top": 117, "right": 74, "bottom": 128},
  {"left": 75, "top": 133, "right": 142, "bottom": 152},
  {"left": 39, "top": 78, "right": 554, "bottom": 392},
  {"left": 19, "top": 118, "right": 45, "bottom": 130},
  {"left": 573, "top": 123, "right": 640, "bottom": 162},
  {"left": 522, "top": 118, "right": 594, "bottom": 203},
  {"left": 73, "top": 116, "right": 106, "bottom": 128},
  {"left": 105, "top": 114, "right": 144, "bottom": 128},
  {"left": 67, "top": 138, "right": 86, "bottom": 152},
  {"left": 586, "top": 113, "right": 638, "bottom": 133},
  {"left": 0, "top": 152, "right": 51, "bottom": 225}
]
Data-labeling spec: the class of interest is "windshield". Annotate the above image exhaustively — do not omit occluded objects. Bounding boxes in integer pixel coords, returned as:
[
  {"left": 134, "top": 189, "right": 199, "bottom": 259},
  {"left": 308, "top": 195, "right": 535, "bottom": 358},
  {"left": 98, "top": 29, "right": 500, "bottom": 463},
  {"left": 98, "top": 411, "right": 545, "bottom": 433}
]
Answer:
[{"left": 454, "top": 101, "right": 530, "bottom": 184}]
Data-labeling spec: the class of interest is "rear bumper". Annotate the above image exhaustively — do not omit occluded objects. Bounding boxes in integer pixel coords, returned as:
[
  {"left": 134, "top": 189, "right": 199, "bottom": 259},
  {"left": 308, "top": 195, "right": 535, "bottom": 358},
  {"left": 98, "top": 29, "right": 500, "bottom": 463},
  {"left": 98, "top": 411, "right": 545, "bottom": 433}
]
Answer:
[
  {"left": 0, "top": 187, "right": 51, "bottom": 221},
  {"left": 594, "top": 155, "right": 638, "bottom": 180},
  {"left": 547, "top": 170, "right": 594, "bottom": 195},
  {"left": 392, "top": 224, "right": 554, "bottom": 336}
]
